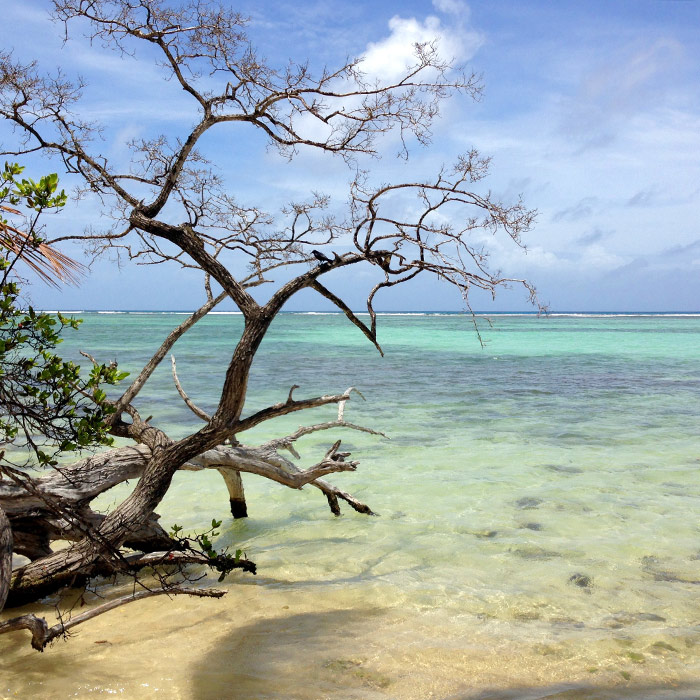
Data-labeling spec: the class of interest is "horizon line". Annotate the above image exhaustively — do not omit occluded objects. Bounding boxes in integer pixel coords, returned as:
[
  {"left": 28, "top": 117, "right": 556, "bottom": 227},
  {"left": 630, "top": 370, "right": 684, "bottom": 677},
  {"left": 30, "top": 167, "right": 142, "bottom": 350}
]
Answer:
[{"left": 36, "top": 309, "right": 700, "bottom": 315}]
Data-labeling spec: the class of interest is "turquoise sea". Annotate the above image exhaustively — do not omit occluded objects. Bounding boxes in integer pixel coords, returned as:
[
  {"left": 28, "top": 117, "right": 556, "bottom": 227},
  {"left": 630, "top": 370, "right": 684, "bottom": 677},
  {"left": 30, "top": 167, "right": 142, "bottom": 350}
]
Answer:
[{"left": 3, "top": 312, "right": 700, "bottom": 699}]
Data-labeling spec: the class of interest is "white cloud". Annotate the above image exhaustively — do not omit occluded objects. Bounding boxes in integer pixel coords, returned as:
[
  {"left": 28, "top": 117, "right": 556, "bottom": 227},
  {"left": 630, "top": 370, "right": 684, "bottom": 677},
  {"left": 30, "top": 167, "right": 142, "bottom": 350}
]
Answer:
[
  {"left": 499, "top": 242, "right": 626, "bottom": 275},
  {"left": 516, "top": 245, "right": 561, "bottom": 269},
  {"left": 285, "top": 9, "right": 484, "bottom": 155},
  {"left": 559, "top": 37, "right": 685, "bottom": 148},
  {"left": 578, "top": 244, "right": 626, "bottom": 271},
  {"left": 432, "top": 0, "right": 471, "bottom": 20},
  {"left": 361, "top": 14, "right": 483, "bottom": 82}
]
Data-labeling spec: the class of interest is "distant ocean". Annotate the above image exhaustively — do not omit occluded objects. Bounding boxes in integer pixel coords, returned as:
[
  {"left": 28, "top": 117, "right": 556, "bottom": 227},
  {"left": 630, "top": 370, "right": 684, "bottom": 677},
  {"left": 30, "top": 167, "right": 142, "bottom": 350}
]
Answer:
[
  {"left": 4, "top": 311, "right": 700, "bottom": 699},
  {"left": 41, "top": 309, "right": 700, "bottom": 316}
]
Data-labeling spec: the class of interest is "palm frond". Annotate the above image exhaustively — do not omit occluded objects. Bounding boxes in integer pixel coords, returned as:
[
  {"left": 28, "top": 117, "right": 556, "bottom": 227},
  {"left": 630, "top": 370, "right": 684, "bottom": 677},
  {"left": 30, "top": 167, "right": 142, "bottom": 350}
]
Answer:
[{"left": 0, "top": 204, "right": 85, "bottom": 287}]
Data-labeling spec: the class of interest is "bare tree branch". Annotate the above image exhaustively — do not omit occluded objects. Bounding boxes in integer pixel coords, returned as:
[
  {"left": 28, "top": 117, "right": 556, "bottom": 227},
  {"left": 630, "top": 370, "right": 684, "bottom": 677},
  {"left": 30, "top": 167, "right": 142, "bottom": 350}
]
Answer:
[
  {"left": 236, "top": 386, "right": 364, "bottom": 434},
  {"left": 112, "top": 289, "right": 227, "bottom": 416},
  {"left": 0, "top": 504, "right": 11, "bottom": 611},
  {"left": 0, "top": 586, "right": 226, "bottom": 651},
  {"left": 310, "top": 280, "right": 383, "bottom": 356},
  {"left": 171, "top": 354, "right": 211, "bottom": 422}
]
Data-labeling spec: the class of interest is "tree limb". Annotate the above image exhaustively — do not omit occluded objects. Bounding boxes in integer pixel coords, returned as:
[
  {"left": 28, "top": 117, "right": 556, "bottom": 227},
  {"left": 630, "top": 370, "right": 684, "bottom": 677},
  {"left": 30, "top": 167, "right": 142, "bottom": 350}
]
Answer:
[
  {"left": 0, "top": 504, "right": 11, "bottom": 612},
  {"left": 171, "top": 355, "right": 211, "bottom": 422},
  {"left": 187, "top": 442, "right": 359, "bottom": 488},
  {"left": 310, "top": 280, "right": 383, "bottom": 356},
  {"left": 236, "top": 386, "right": 363, "bottom": 434},
  {"left": 0, "top": 586, "right": 226, "bottom": 651},
  {"left": 112, "top": 289, "right": 227, "bottom": 416}
]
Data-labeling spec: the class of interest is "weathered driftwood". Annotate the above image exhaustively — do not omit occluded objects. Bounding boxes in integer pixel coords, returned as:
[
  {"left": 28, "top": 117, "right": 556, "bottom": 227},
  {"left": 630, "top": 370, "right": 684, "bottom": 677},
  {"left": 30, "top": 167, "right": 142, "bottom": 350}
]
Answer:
[
  {"left": 171, "top": 355, "right": 248, "bottom": 519},
  {"left": 0, "top": 436, "right": 372, "bottom": 516},
  {"left": 0, "top": 585, "right": 226, "bottom": 651},
  {"left": 0, "top": 447, "right": 174, "bottom": 562},
  {"left": 0, "top": 506, "right": 11, "bottom": 611},
  {"left": 1, "top": 433, "right": 375, "bottom": 563},
  {"left": 217, "top": 469, "right": 247, "bottom": 519},
  {"left": 0, "top": 397, "right": 381, "bottom": 610},
  {"left": 0, "top": 446, "right": 150, "bottom": 517}
]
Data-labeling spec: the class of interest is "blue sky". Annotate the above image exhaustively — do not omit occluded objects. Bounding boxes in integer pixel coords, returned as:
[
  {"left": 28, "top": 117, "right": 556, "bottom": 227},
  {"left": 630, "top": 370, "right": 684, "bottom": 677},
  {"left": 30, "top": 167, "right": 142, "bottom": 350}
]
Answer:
[{"left": 2, "top": 0, "right": 700, "bottom": 311}]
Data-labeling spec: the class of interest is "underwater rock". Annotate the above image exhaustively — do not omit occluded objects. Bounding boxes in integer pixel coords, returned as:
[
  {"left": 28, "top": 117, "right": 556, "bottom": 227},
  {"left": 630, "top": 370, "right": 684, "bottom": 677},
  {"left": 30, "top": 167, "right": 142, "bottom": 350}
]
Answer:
[
  {"left": 324, "top": 658, "right": 364, "bottom": 671},
  {"left": 323, "top": 658, "right": 391, "bottom": 689},
  {"left": 511, "top": 610, "right": 541, "bottom": 621},
  {"left": 641, "top": 555, "right": 700, "bottom": 584},
  {"left": 544, "top": 464, "right": 584, "bottom": 474},
  {"left": 605, "top": 611, "right": 666, "bottom": 628},
  {"left": 568, "top": 573, "right": 592, "bottom": 588},
  {"left": 532, "top": 643, "right": 558, "bottom": 655},
  {"left": 632, "top": 612, "right": 666, "bottom": 622},
  {"left": 473, "top": 529, "right": 498, "bottom": 539},
  {"left": 521, "top": 522, "right": 543, "bottom": 531},
  {"left": 550, "top": 616, "right": 585, "bottom": 628},
  {"left": 510, "top": 545, "right": 561, "bottom": 560},
  {"left": 515, "top": 496, "right": 543, "bottom": 509}
]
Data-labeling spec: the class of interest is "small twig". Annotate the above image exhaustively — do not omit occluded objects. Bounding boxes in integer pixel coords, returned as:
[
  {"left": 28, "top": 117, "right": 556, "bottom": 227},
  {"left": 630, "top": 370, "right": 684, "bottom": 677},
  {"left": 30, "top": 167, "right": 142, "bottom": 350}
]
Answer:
[
  {"left": 237, "top": 388, "right": 361, "bottom": 433},
  {"left": 79, "top": 350, "right": 98, "bottom": 366},
  {"left": 339, "top": 386, "right": 365, "bottom": 421},
  {"left": 265, "top": 420, "right": 387, "bottom": 451}
]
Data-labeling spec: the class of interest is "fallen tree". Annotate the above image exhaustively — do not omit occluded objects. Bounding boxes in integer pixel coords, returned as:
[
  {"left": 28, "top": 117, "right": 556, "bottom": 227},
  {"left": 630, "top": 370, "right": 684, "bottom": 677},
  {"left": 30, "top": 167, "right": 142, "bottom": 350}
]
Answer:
[
  {"left": 0, "top": 0, "right": 537, "bottom": 649},
  {"left": 2, "top": 378, "right": 378, "bottom": 606}
]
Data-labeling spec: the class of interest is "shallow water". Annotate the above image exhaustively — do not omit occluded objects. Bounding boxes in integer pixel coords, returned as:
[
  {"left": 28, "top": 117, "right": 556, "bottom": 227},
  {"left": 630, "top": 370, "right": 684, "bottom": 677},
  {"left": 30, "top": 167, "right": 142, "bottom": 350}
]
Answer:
[{"left": 3, "top": 313, "right": 700, "bottom": 698}]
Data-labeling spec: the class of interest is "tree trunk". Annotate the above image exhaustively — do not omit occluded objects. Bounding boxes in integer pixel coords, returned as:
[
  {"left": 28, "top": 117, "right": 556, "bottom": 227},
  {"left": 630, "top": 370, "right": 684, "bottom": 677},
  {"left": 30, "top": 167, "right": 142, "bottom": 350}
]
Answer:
[
  {"left": 0, "top": 505, "right": 11, "bottom": 612},
  {"left": 2, "top": 436, "right": 369, "bottom": 606},
  {"left": 217, "top": 468, "right": 247, "bottom": 518}
]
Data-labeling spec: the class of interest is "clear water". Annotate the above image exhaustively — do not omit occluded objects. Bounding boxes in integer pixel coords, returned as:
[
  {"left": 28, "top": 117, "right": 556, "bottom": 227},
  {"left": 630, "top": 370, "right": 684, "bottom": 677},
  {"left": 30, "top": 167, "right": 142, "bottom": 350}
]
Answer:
[{"left": 3, "top": 312, "right": 700, "bottom": 699}]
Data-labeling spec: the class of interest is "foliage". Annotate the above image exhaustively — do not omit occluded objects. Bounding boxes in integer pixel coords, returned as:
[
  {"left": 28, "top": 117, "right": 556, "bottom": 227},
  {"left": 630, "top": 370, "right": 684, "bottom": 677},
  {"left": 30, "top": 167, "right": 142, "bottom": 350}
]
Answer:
[
  {"left": 0, "top": 164, "right": 127, "bottom": 467},
  {"left": 170, "top": 520, "right": 253, "bottom": 582},
  {"left": 0, "top": 163, "right": 84, "bottom": 286}
]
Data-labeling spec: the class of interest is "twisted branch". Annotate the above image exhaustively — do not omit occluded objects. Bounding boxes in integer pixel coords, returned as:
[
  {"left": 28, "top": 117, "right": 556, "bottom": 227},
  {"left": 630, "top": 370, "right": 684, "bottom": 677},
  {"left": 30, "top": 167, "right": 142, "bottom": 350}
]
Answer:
[{"left": 0, "top": 586, "right": 226, "bottom": 651}]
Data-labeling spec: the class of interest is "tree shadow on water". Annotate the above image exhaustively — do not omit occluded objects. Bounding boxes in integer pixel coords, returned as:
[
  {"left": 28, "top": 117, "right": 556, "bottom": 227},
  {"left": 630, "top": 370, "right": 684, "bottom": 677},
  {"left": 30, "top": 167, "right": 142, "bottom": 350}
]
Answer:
[
  {"left": 449, "top": 682, "right": 700, "bottom": 700},
  {"left": 188, "top": 607, "right": 700, "bottom": 700},
  {"left": 189, "top": 607, "right": 394, "bottom": 700}
]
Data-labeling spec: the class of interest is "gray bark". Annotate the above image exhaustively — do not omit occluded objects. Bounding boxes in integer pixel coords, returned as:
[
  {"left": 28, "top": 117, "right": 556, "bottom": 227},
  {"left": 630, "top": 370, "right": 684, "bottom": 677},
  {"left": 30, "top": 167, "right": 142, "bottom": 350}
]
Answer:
[
  {"left": 0, "top": 505, "right": 11, "bottom": 611},
  {"left": 218, "top": 468, "right": 247, "bottom": 519},
  {"left": 1, "top": 432, "right": 372, "bottom": 607}
]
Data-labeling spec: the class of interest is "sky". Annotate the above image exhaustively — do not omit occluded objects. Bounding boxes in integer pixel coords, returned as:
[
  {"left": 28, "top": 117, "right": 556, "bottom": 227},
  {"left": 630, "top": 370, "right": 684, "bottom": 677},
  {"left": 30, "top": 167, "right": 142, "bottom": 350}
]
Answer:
[{"left": 2, "top": 0, "right": 700, "bottom": 311}]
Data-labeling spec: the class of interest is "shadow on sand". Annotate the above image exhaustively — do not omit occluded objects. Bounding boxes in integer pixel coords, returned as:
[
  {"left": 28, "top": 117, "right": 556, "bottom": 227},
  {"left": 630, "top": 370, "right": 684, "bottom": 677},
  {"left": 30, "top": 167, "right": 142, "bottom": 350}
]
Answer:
[
  {"left": 188, "top": 606, "right": 700, "bottom": 700},
  {"left": 450, "top": 682, "right": 700, "bottom": 700},
  {"left": 189, "top": 607, "right": 394, "bottom": 700}
]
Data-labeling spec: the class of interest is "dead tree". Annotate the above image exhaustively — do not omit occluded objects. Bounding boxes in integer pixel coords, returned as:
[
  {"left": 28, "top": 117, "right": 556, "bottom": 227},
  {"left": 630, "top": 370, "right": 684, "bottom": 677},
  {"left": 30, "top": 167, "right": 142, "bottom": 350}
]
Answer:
[{"left": 0, "top": 0, "right": 537, "bottom": 648}]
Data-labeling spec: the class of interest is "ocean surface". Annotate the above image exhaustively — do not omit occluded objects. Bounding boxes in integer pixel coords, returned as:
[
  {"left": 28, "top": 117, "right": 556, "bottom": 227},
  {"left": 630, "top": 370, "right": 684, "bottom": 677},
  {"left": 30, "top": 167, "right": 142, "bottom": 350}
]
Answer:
[{"left": 3, "top": 311, "right": 700, "bottom": 699}]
